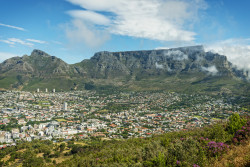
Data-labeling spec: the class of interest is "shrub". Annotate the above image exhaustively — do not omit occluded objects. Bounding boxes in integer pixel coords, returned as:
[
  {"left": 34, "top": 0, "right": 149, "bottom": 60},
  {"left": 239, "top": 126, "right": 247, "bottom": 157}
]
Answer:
[
  {"left": 227, "top": 113, "right": 246, "bottom": 135},
  {"left": 71, "top": 144, "right": 85, "bottom": 154},
  {"left": 22, "top": 157, "right": 44, "bottom": 167},
  {"left": 206, "top": 141, "right": 229, "bottom": 157},
  {"left": 232, "top": 121, "right": 250, "bottom": 145},
  {"left": 167, "top": 138, "right": 204, "bottom": 166}
]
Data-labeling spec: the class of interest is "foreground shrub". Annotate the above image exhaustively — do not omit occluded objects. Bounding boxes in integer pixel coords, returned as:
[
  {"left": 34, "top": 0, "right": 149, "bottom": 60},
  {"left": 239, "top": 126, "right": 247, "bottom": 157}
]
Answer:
[
  {"left": 232, "top": 120, "right": 250, "bottom": 145},
  {"left": 206, "top": 141, "right": 229, "bottom": 158},
  {"left": 227, "top": 113, "right": 246, "bottom": 135},
  {"left": 166, "top": 138, "right": 207, "bottom": 166}
]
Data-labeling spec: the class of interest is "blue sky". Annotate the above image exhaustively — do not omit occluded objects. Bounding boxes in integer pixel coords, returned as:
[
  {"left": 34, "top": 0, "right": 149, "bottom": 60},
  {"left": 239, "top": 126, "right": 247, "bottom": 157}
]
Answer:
[{"left": 0, "top": 0, "right": 249, "bottom": 70}]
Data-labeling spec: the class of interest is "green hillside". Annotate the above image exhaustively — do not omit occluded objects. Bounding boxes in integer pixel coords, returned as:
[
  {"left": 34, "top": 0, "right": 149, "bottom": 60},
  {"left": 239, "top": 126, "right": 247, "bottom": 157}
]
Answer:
[
  {"left": 0, "top": 113, "right": 249, "bottom": 167},
  {"left": 0, "top": 47, "right": 249, "bottom": 94}
]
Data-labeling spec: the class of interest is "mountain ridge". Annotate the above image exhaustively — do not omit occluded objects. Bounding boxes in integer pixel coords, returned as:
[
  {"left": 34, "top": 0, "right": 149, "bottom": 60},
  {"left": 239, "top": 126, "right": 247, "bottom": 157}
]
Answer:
[{"left": 0, "top": 45, "right": 249, "bottom": 93}]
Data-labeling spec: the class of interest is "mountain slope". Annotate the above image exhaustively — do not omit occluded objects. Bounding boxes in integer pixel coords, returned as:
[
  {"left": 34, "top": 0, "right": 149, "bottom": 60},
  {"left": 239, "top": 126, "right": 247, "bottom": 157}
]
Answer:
[
  {"left": 0, "top": 46, "right": 249, "bottom": 93},
  {"left": 0, "top": 50, "right": 80, "bottom": 90},
  {"left": 0, "top": 49, "right": 75, "bottom": 76}
]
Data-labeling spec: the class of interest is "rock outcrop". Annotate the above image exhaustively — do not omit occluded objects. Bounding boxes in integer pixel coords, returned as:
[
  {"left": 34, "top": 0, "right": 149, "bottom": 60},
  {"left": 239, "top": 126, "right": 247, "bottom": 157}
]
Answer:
[{"left": 0, "top": 46, "right": 248, "bottom": 91}]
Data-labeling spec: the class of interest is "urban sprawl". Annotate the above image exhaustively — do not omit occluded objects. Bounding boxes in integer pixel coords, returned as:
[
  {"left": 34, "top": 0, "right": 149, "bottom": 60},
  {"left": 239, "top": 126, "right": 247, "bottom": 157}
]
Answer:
[{"left": 0, "top": 89, "right": 247, "bottom": 147}]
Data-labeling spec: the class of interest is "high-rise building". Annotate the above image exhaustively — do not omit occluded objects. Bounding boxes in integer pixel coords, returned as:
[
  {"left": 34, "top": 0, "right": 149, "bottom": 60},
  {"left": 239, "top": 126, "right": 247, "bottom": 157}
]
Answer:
[
  {"left": 63, "top": 102, "right": 68, "bottom": 111},
  {"left": 37, "top": 88, "right": 39, "bottom": 93},
  {"left": 53, "top": 89, "right": 56, "bottom": 93},
  {"left": 45, "top": 88, "right": 48, "bottom": 93}
]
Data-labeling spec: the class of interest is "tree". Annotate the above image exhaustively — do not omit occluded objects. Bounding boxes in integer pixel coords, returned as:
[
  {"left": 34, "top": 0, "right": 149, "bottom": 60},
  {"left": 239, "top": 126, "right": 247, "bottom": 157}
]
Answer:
[
  {"left": 227, "top": 113, "right": 246, "bottom": 135},
  {"left": 59, "top": 143, "right": 66, "bottom": 153},
  {"left": 22, "top": 157, "right": 44, "bottom": 167}
]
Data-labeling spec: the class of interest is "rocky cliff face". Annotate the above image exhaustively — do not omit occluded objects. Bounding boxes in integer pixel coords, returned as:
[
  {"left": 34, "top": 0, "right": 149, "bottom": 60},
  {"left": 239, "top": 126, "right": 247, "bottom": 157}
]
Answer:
[
  {"left": 76, "top": 45, "right": 248, "bottom": 79},
  {"left": 0, "top": 49, "right": 73, "bottom": 77},
  {"left": 0, "top": 46, "right": 248, "bottom": 91}
]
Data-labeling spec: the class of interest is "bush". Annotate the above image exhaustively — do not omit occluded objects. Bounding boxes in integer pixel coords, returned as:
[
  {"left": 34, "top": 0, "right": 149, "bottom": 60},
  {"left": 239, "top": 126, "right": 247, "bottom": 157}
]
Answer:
[
  {"left": 167, "top": 138, "right": 205, "bottom": 166},
  {"left": 60, "top": 143, "right": 66, "bottom": 152},
  {"left": 206, "top": 141, "right": 229, "bottom": 157},
  {"left": 22, "top": 157, "right": 44, "bottom": 167},
  {"left": 71, "top": 144, "right": 85, "bottom": 154},
  {"left": 232, "top": 121, "right": 250, "bottom": 145},
  {"left": 227, "top": 113, "right": 246, "bottom": 135},
  {"left": 204, "top": 124, "right": 231, "bottom": 143}
]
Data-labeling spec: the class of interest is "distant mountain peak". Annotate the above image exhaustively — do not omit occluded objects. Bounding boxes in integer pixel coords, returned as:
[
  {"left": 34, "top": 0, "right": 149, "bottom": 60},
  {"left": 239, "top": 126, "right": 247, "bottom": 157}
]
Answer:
[{"left": 31, "top": 49, "right": 50, "bottom": 57}]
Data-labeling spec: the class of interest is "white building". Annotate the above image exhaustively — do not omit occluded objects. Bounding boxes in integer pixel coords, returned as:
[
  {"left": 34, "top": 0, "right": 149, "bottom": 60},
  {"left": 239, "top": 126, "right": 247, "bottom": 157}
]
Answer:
[
  {"left": 38, "top": 131, "right": 44, "bottom": 136},
  {"left": 63, "top": 102, "right": 68, "bottom": 111},
  {"left": 26, "top": 137, "right": 32, "bottom": 142}
]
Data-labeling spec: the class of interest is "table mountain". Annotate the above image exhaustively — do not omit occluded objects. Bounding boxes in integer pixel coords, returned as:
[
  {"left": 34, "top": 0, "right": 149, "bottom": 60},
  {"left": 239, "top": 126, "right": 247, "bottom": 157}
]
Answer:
[
  {"left": 77, "top": 45, "right": 247, "bottom": 79},
  {"left": 0, "top": 46, "right": 249, "bottom": 93}
]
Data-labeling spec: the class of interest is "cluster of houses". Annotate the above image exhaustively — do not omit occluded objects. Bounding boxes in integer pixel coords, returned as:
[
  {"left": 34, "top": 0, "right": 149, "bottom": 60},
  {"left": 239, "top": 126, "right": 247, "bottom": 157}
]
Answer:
[{"left": 0, "top": 90, "right": 247, "bottom": 145}]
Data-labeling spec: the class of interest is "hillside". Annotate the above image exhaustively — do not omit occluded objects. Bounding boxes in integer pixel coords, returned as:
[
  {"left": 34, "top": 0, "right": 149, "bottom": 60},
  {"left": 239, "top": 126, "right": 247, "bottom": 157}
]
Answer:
[
  {"left": 0, "top": 46, "right": 249, "bottom": 94},
  {"left": 0, "top": 113, "right": 249, "bottom": 167}
]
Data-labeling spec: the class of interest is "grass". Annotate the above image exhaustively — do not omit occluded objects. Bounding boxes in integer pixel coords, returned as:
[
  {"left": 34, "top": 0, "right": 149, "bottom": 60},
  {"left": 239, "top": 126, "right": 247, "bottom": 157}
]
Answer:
[
  {"left": 0, "top": 75, "right": 17, "bottom": 89},
  {"left": 22, "top": 78, "right": 78, "bottom": 92},
  {"left": 194, "top": 115, "right": 202, "bottom": 118},
  {"left": 55, "top": 119, "right": 67, "bottom": 122},
  {"left": 36, "top": 153, "right": 44, "bottom": 158},
  {"left": 52, "top": 154, "right": 73, "bottom": 164},
  {"left": 212, "top": 118, "right": 222, "bottom": 121},
  {"left": 74, "top": 142, "right": 86, "bottom": 146},
  {"left": 1, "top": 155, "right": 10, "bottom": 162}
]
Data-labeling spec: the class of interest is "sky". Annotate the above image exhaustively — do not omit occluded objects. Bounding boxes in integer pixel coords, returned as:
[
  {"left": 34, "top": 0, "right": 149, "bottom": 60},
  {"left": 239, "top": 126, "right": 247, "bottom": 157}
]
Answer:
[{"left": 0, "top": 0, "right": 249, "bottom": 71}]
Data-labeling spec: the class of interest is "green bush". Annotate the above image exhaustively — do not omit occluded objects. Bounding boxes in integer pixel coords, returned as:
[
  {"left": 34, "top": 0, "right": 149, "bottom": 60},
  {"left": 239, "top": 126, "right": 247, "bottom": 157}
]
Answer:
[
  {"left": 227, "top": 113, "right": 246, "bottom": 135},
  {"left": 167, "top": 138, "right": 206, "bottom": 166},
  {"left": 22, "top": 156, "right": 44, "bottom": 167}
]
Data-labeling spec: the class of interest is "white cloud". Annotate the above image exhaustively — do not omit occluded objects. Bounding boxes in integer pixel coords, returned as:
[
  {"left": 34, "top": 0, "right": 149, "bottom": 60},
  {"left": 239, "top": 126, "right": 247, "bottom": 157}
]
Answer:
[
  {"left": 201, "top": 65, "right": 218, "bottom": 75},
  {"left": 26, "top": 39, "right": 46, "bottom": 44},
  {"left": 164, "top": 50, "right": 188, "bottom": 60},
  {"left": 1, "top": 38, "right": 34, "bottom": 47},
  {"left": 0, "top": 23, "right": 26, "bottom": 31},
  {"left": 0, "top": 38, "right": 47, "bottom": 47},
  {"left": 65, "top": 19, "right": 110, "bottom": 48},
  {"left": 0, "top": 39, "right": 15, "bottom": 45},
  {"left": 65, "top": 0, "right": 207, "bottom": 46},
  {"left": 205, "top": 38, "right": 250, "bottom": 72},
  {"left": 66, "top": 0, "right": 120, "bottom": 11},
  {"left": 158, "top": 0, "right": 207, "bottom": 25},
  {"left": 67, "top": 10, "right": 111, "bottom": 25},
  {"left": 0, "top": 52, "right": 18, "bottom": 63},
  {"left": 155, "top": 47, "right": 169, "bottom": 50},
  {"left": 155, "top": 62, "right": 164, "bottom": 69}
]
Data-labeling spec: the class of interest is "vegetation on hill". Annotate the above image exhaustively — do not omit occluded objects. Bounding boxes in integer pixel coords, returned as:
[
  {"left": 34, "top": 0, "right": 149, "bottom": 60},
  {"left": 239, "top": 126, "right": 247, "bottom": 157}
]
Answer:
[
  {"left": 0, "top": 113, "right": 249, "bottom": 167},
  {"left": 0, "top": 48, "right": 249, "bottom": 94}
]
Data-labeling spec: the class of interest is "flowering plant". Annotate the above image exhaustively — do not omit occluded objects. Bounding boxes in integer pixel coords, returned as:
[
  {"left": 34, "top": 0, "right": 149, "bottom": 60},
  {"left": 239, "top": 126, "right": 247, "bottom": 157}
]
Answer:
[
  {"left": 206, "top": 141, "right": 229, "bottom": 157},
  {"left": 232, "top": 121, "right": 250, "bottom": 145}
]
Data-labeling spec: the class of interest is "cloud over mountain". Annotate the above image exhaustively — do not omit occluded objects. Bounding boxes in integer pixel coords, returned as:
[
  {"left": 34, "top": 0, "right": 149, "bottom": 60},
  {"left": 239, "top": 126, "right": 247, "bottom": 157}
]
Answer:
[
  {"left": 201, "top": 65, "right": 218, "bottom": 75},
  {"left": 205, "top": 38, "right": 250, "bottom": 72},
  {"left": 65, "top": 0, "right": 207, "bottom": 47}
]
